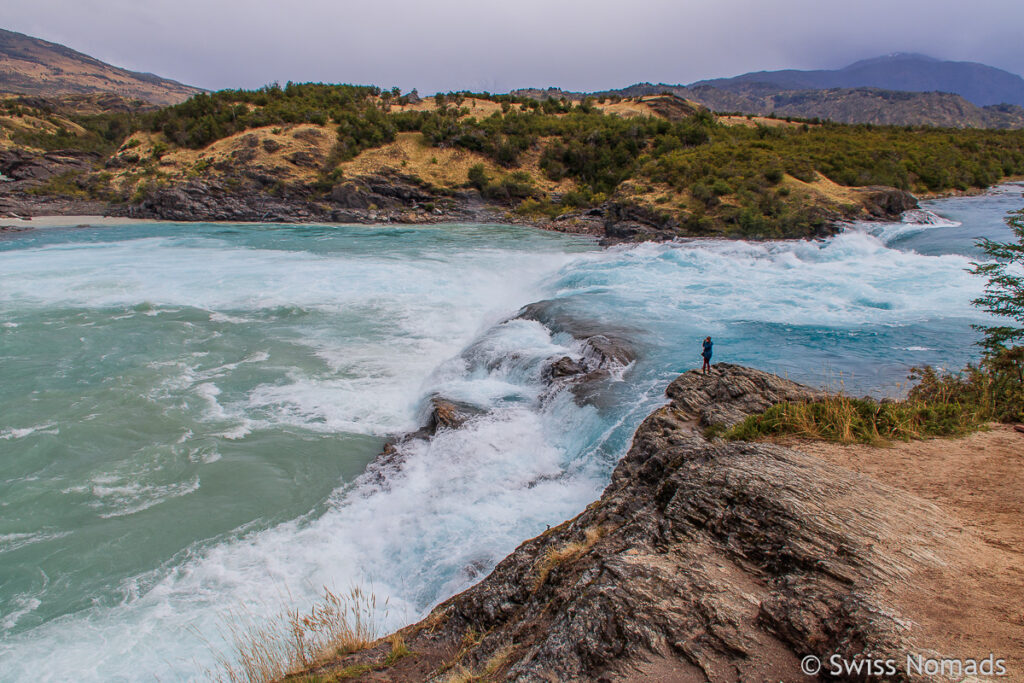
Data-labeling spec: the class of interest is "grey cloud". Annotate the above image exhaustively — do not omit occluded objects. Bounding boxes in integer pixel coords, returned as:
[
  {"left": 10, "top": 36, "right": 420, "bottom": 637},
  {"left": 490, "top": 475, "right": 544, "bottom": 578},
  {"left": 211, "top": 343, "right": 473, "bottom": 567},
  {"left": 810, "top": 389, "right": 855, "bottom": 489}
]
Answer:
[{"left": 6, "top": 0, "right": 1024, "bottom": 93}]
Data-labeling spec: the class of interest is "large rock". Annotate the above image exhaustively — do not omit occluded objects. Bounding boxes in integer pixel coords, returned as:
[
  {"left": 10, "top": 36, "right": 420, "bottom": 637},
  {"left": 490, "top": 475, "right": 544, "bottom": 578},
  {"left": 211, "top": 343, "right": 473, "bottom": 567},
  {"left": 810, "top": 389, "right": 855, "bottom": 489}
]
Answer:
[
  {"left": 0, "top": 148, "right": 98, "bottom": 182},
  {"left": 296, "top": 365, "right": 961, "bottom": 682},
  {"left": 666, "top": 362, "right": 822, "bottom": 428},
  {"left": 857, "top": 186, "right": 919, "bottom": 219}
]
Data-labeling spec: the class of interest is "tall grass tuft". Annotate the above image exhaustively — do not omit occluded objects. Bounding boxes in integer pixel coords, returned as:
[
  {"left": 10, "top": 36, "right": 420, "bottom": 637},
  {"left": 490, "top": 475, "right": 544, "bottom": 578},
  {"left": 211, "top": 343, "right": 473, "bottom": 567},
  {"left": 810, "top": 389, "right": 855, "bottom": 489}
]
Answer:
[
  {"left": 722, "top": 393, "right": 985, "bottom": 445},
  {"left": 209, "top": 586, "right": 382, "bottom": 683}
]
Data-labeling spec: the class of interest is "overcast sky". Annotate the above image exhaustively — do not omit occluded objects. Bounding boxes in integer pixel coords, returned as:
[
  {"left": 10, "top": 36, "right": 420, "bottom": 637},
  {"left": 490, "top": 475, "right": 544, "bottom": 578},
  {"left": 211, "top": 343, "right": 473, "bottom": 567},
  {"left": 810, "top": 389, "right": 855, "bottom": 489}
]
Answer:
[{"left": 6, "top": 0, "right": 1024, "bottom": 93}]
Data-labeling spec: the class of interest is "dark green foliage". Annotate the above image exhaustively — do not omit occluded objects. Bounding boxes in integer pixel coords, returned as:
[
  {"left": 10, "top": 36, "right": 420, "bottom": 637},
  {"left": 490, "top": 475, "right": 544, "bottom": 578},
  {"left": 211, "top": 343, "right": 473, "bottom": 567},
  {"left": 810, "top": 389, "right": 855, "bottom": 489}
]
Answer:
[
  {"left": 909, "top": 353, "right": 1023, "bottom": 424},
  {"left": 644, "top": 123, "right": 1024, "bottom": 237},
  {"left": 970, "top": 209, "right": 1024, "bottom": 351},
  {"left": 467, "top": 163, "right": 489, "bottom": 190},
  {"left": 956, "top": 208, "right": 1024, "bottom": 421},
  {"left": 146, "top": 82, "right": 384, "bottom": 149},
  {"left": 480, "top": 171, "right": 537, "bottom": 203}
]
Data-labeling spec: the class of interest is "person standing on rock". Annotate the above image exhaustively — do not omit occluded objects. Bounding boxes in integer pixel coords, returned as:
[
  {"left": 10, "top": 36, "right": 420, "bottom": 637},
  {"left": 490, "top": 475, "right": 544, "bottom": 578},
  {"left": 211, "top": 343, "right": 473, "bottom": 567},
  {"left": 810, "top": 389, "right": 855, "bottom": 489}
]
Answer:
[{"left": 701, "top": 336, "right": 713, "bottom": 374}]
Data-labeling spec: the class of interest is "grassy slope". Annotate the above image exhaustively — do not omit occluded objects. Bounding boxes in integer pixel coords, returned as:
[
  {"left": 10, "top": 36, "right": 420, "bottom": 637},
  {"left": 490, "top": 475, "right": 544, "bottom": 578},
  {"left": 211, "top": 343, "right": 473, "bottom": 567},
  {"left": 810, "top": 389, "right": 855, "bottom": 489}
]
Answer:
[{"left": 6, "top": 87, "right": 1024, "bottom": 238}]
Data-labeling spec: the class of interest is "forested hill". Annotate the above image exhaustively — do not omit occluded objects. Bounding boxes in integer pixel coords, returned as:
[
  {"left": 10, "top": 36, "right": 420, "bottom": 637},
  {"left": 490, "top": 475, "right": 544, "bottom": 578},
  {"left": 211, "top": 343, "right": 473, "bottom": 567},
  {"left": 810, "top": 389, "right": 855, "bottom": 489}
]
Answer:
[{"left": 4, "top": 85, "right": 1024, "bottom": 241}]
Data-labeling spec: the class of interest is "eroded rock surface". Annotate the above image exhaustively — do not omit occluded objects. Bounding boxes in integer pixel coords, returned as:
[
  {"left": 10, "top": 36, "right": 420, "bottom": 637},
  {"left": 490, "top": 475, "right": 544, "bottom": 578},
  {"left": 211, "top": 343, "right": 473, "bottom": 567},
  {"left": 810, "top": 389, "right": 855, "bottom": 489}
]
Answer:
[
  {"left": 298, "top": 365, "right": 966, "bottom": 682},
  {"left": 666, "top": 362, "right": 822, "bottom": 428}
]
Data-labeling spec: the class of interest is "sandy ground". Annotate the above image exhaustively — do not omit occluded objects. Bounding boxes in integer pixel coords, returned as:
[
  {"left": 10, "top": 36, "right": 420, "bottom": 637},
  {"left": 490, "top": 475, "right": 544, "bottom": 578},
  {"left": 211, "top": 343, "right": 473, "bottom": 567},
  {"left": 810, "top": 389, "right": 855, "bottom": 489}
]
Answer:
[
  {"left": 795, "top": 425, "right": 1024, "bottom": 677},
  {"left": 0, "top": 215, "right": 154, "bottom": 227}
]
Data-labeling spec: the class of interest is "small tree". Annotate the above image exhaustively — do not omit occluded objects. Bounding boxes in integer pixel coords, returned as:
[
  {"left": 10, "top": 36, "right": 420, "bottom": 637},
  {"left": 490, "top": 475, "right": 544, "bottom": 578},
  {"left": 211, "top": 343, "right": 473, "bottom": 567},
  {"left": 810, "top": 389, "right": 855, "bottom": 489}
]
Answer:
[
  {"left": 971, "top": 208, "right": 1024, "bottom": 352},
  {"left": 969, "top": 207, "right": 1024, "bottom": 421}
]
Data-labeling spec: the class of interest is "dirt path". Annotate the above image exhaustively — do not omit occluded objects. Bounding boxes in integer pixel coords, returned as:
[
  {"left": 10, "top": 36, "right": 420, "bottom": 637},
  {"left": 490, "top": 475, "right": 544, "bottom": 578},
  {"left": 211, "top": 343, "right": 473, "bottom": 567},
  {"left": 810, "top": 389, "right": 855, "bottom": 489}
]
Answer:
[{"left": 794, "top": 425, "right": 1024, "bottom": 677}]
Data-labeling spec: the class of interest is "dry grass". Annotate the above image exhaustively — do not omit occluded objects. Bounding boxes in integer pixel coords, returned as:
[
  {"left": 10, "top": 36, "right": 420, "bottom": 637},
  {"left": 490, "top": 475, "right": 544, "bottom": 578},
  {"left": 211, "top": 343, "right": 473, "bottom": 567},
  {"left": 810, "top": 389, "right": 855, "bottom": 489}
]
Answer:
[
  {"left": 719, "top": 115, "right": 814, "bottom": 128},
  {"left": 533, "top": 525, "right": 607, "bottom": 590},
  {"left": 383, "top": 634, "right": 411, "bottom": 666},
  {"left": 208, "top": 586, "right": 382, "bottom": 683},
  {"left": 337, "top": 132, "right": 574, "bottom": 194},
  {"left": 111, "top": 125, "right": 335, "bottom": 187},
  {"left": 0, "top": 113, "right": 88, "bottom": 150},
  {"left": 443, "top": 665, "right": 477, "bottom": 683},
  {"left": 440, "top": 644, "right": 515, "bottom": 683},
  {"left": 722, "top": 395, "right": 986, "bottom": 445},
  {"left": 337, "top": 131, "right": 495, "bottom": 188}
]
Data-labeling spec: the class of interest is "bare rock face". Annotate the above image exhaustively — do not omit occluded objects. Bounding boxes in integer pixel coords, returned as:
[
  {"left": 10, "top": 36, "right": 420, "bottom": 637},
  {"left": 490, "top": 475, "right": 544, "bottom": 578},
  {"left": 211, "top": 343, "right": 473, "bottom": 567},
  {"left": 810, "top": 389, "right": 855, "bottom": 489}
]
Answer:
[
  {"left": 299, "top": 365, "right": 958, "bottom": 682},
  {"left": 857, "top": 186, "right": 920, "bottom": 219}
]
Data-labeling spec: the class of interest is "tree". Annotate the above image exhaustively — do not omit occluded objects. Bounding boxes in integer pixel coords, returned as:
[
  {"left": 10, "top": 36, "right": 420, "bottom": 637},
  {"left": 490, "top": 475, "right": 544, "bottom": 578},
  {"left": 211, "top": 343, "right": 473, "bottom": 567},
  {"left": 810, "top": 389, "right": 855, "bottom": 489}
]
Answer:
[
  {"left": 971, "top": 208, "right": 1024, "bottom": 352},
  {"left": 970, "top": 208, "right": 1024, "bottom": 421}
]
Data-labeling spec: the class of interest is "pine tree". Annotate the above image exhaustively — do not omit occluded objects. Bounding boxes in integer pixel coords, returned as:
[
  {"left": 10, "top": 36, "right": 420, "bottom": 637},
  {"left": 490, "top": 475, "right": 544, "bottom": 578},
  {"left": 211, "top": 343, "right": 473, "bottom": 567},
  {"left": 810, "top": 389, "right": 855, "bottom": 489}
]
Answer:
[
  {"left": 970, "top": 207, "right": 1024, "bottom": 421},
  {"left": 971, "top": 208, "right": 1024, "bottom": 352}
]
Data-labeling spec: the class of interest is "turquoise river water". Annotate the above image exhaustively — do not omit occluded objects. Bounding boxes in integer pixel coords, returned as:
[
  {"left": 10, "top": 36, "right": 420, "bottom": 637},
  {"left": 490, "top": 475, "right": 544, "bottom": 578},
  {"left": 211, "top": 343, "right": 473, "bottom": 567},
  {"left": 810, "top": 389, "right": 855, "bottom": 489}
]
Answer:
[{"left": 0, "top": 184, "right": 1021, "bottom": 680}]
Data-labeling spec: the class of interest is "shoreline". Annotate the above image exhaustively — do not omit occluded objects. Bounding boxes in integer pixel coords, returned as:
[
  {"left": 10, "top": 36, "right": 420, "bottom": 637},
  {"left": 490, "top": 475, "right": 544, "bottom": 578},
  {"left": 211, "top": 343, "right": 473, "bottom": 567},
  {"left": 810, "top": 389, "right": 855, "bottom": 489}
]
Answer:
[
  {"left": 4, "top": 179, "right": 1021, "bottom": 245},
  {"left": 0, "top": 178, "right": 921, "bottom": 245}
]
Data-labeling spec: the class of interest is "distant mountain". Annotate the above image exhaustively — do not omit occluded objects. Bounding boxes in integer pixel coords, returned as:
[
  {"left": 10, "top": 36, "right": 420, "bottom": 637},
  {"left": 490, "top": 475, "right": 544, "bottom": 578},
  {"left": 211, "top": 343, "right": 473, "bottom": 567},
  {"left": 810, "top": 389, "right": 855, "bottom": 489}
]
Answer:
[
  {"left": 514, "top": 71, "right": 1024, "bottom": 129},
  {"left": 692, "top": 54, "right": 1024, "bottom": 107},
  {"left": 593, "top": 83, "right": 1024, "bottom": 129},
  {"left": 0, "top": 28, "right": 202, "bottom": 106}
]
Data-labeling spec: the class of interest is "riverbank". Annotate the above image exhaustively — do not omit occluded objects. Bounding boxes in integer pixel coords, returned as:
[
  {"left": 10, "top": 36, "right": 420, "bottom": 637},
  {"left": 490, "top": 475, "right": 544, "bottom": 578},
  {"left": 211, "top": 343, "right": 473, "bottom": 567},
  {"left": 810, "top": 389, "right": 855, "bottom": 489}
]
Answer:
[
  {"left": 292, "top": 365, "right": 1023, "bottom": 682},
  {"left": 0, "top": 178, "right": 918, "bottom": 245}
]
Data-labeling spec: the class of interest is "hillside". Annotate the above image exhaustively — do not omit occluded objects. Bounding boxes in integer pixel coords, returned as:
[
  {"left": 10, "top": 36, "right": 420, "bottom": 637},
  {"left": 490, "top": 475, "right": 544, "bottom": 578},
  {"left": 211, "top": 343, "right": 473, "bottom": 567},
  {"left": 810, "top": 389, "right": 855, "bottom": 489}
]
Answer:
[
  {"left": 4, "top": 85, "right": 1024, "bottom": 241},
  {"left": 694, "top": 53, "right": 1024, "bottom": 107},
  {"left": 0, "top": 28, "right": 201, "bottom": 106}
]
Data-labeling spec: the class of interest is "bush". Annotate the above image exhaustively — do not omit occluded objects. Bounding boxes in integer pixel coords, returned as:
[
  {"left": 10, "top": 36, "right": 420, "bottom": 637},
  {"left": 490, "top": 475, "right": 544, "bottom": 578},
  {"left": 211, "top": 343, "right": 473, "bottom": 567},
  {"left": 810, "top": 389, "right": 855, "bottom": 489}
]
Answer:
[{"left": 467, "top": 163, "right": 488, "bottom": 190}]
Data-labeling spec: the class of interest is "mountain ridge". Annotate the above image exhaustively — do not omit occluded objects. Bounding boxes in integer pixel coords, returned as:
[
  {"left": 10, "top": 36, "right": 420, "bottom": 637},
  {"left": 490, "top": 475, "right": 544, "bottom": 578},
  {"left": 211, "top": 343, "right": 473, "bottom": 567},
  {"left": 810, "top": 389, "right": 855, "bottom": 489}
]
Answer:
[
  {"left": 691, "top": 53, "right": 1024, "bottom": 107},
  {"left": 0, "top": 28, "right": 202, "bottom": 106}
]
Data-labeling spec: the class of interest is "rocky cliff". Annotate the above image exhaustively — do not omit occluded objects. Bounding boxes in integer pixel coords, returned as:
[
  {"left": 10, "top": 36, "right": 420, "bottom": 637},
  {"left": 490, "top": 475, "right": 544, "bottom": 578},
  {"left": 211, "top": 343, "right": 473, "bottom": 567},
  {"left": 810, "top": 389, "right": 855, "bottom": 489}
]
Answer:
[{"left": 293, "top": 364, "right": 988, "bottom": 682}]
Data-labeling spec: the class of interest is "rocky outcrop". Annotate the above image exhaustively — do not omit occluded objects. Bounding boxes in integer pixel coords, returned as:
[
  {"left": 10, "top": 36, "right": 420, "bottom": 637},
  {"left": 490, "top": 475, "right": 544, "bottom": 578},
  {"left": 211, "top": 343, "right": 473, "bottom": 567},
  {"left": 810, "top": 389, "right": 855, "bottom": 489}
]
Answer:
[
  {"left": 856, "top": 186, "right": 920, "bottom": 220},
  {"left": 104, "top": 170, "right": 491, "bottom": 225},
  {"left": 666, "top": 362, "right": 822, "bottom": 428},
  {"left": 0, "top": 148, "right": 98, "bottom": 182},
  {"left": 297, "top": 365, "right": 967, "bottom": 682}
]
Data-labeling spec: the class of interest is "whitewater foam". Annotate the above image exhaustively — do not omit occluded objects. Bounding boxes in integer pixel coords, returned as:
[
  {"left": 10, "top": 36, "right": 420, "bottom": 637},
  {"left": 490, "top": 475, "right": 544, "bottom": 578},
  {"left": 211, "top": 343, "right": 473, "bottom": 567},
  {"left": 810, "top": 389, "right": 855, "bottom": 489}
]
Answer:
[{"left": 0, "top": 211, "right": 1015, "bottom": 681}]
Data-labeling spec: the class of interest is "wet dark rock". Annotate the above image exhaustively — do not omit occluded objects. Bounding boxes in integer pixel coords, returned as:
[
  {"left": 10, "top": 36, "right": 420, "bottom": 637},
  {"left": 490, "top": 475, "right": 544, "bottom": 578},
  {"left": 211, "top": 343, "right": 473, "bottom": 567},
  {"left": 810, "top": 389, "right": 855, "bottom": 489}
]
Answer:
[
  {"left": 859, "top": 186, "right": 919, "bottom": 219},
  {"left": 581, "top": 333, "right": 636, "bottom": 368},
  {"left": 329, "top": 182, "right": 374, "bottom": 209},
  {"left": 423, "top": 397, "right": 480, "bottom": 434},
  {"left": 544, "top": 356, "right": 587, "bottom": 379}
]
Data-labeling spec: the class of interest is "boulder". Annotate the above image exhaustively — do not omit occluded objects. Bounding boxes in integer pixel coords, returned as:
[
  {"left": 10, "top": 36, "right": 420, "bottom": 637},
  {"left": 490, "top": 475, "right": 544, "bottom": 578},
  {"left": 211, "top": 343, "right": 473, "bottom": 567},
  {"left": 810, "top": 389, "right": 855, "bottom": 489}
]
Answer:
[{"left": 859, "top": 186, "right": 919, "bottom": 219}]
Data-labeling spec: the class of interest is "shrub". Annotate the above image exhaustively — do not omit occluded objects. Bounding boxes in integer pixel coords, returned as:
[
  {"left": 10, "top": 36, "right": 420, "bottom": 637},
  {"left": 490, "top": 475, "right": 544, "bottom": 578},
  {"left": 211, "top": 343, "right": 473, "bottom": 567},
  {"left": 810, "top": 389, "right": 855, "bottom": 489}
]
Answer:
[{"left": 467, "top": 163, "right": 488, "bottom": 190}]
